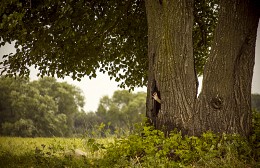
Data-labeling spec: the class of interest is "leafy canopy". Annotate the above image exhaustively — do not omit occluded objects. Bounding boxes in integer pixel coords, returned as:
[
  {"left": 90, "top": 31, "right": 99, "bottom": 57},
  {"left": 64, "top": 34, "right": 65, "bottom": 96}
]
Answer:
[{"left": 0, "top": 0, "right": 218, "bottom": 89}]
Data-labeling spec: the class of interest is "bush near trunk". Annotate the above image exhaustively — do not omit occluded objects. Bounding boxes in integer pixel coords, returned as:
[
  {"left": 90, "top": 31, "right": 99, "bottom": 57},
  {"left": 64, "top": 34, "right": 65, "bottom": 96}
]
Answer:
[{"left": 97, "top": 111, "right": 260, "bottom": 167}]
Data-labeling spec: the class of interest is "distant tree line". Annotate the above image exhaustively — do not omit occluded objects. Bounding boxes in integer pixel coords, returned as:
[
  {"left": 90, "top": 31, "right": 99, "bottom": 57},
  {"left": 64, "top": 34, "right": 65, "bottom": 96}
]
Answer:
[
  {"left": 75, "top": 90, "right": 146, "bottom": 137},
  {"left": 0, "top": 77, "right": 146, "bottom": 137}
]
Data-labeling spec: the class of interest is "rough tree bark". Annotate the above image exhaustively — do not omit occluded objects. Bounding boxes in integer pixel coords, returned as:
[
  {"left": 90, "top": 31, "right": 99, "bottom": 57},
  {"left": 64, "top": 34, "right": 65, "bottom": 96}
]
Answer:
[
  {"left": 145, "top": 0, "right": 197, "bottom": 135},
  {"left": 193, "top": 0, "right": 259, "bottom": 136},
  {"left": 145, "top": 0, "right": 259, "bottom": 137}
]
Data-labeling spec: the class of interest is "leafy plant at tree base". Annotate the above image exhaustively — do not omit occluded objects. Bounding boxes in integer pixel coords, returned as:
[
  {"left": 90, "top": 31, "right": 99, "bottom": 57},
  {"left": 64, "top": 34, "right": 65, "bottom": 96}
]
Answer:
[{"left": 96, "top": 123, "right": 259, "bottom": 168}]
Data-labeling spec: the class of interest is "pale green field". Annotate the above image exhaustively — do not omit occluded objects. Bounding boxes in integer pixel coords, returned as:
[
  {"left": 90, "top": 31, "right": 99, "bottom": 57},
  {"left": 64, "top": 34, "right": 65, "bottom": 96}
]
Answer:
[{"left": 0, "top": 137, "right": 113, "bottom": 168}]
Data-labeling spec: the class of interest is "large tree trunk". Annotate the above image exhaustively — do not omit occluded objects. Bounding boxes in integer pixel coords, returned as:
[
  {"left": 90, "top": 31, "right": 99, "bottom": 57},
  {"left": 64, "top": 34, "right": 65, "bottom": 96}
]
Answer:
[
  {"left": 193, "top": 0, "right": 259, "bottom": 136},
  {"left": 145, "top": 0, "right": 197, "bottom": 135},
  {"left": 145, "top": 0, "right": 259, "bottom": 137}
]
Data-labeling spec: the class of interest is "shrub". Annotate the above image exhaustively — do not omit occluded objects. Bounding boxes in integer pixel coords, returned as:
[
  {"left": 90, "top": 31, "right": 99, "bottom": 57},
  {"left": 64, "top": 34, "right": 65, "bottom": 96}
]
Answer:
[{"left": 96, "top": 123, "right": 259, "bottom": 168}]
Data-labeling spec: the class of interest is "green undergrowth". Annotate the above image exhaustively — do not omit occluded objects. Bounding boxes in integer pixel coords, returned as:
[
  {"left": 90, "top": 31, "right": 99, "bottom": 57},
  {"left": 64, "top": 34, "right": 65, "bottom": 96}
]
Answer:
[
  {"left": 96, "top": 110, "right": 260, "bottom": 167},
  {"left": 98, "top": 127, "right": 259, "bottom": 168}
]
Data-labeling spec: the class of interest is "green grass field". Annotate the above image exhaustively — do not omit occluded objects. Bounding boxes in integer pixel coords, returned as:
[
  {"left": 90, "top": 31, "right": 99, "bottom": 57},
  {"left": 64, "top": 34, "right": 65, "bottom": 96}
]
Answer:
[
  {"left": 0, "top": 133, "right": 259, "bottom": 168},
  {"left": 0, "top": 137, "right": 112, "bottom": 168}
]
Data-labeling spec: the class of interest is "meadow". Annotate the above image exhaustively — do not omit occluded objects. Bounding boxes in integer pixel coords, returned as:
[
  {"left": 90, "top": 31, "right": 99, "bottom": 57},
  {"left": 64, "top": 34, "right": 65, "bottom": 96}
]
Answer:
[
  {"left": 0, "top": 128, "right": 259, "bottom": 168},
  {"left": 0, "top": 137, "right": 112, "bottom": 168}
]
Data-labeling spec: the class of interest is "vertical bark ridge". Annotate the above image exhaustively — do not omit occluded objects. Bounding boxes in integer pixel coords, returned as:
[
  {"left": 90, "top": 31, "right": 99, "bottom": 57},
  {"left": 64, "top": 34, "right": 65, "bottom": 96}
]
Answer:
[{"left": 233, "top": 27, "right": 257, "bottom": 135}]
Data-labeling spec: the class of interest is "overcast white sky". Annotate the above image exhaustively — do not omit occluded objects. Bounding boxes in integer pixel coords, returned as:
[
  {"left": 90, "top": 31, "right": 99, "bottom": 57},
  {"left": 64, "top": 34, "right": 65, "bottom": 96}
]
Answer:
[{"left": 1, "top": 23, "right": 260, "bottom": 112}]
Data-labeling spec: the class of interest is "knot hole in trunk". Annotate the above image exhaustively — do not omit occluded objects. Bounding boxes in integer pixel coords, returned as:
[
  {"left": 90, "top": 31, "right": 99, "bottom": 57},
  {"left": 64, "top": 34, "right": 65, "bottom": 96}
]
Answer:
[{"left": 210, "top": 96, "right": 223, "bottom": 109}]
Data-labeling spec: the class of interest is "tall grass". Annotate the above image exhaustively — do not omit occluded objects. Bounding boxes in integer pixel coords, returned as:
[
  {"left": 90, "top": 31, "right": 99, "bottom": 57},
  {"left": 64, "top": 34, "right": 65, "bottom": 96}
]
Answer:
[{"left": 0, "top": 137, "right": 112, "bottom": 168}]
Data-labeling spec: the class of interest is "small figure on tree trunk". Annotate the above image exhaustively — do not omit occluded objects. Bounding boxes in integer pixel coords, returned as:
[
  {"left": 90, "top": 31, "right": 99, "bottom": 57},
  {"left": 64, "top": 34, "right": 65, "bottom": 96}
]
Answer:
[
  {"left": 152, "top": 92, "right": 161, "bottom": 103},
  {"left": 152, "top": 91, "right": 161, "bottom": 126}
]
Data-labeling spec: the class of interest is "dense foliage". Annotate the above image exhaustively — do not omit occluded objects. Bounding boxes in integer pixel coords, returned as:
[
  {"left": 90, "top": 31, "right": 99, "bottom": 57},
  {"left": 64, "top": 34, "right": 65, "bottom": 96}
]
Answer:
[
  {"left": 92, "top": 110, "right": 259, "bottom": 167},
  {"left": 98, "top": 126, "right": 259, "bottom": 167},
  {"left": 0, "top": 0, "right": 148, "bottom": 89},
  {"left": 0, "top": 76, "right": 84, "bottom": 137},
  {"left": 0, "top": 0, "right": 218, "bottom": 89},
  {"left": 0, "top": 77, "right": 146, "bottom": 137}
]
